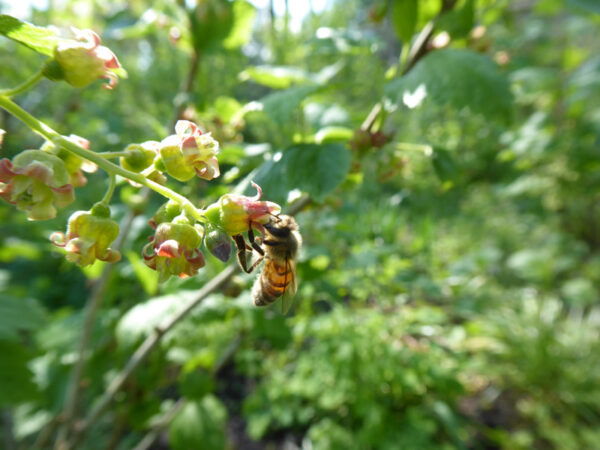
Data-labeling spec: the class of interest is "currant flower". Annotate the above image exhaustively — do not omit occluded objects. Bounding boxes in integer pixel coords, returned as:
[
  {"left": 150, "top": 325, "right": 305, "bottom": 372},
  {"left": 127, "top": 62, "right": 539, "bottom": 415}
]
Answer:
[
  {"left": 54, "top": 28, "right": 122, "bottom": 89},
  {"left": 203, "top": 182, "right": 281, "bottom": 236},
  {"left": 51, "top": 204, "right": 121, "bottom": 266},
  {"left": 157, "top": 120, "right": 220, "bottom": 182},
  {"left": 0, "top": 150, "right": 74, "bottom": 220}
]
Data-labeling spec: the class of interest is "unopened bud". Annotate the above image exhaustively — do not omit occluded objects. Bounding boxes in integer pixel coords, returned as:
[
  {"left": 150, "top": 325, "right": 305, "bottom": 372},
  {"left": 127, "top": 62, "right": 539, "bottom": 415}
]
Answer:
[{"left": 205, "top": 229, "right": 232, "bottom": 262}]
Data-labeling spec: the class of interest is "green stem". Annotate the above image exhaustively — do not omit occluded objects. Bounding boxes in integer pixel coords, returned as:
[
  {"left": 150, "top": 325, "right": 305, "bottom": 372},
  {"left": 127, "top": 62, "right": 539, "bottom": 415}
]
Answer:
[
  {"left": 101, "top": 174, "right": 117, "bottom": 204},
  {"left": 97, "top": 151, "right": 128, "bottom": 159},
  {"left": 395, "top": 142, "right": 432, "bottom": 154},
  {"left": 0, "top": 95, "right": 207, "bottom": 222},
  {"left": 0, "top": 69, "right": 44, "bottom": 97}
]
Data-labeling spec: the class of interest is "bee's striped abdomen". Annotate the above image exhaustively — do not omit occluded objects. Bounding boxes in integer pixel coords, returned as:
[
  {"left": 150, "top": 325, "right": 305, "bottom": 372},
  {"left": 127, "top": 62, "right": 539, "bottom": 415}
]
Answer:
[{"left": 252, "top": 258, "right": 292, "bottom": 306}]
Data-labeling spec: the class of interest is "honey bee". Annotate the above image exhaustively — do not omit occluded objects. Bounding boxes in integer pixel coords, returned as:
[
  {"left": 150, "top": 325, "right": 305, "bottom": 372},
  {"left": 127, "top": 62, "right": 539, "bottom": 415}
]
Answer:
[{"left": 233, "top": 215, "right": 302, "bottom": 313}]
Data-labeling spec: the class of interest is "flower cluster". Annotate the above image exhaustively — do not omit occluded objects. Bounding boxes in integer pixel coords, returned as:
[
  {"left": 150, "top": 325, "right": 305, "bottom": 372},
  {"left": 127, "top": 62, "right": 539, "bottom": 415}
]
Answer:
[
  {"left": 0, "top": 23, "right": 285, "bottom": 283},
  {"left": 204, "top": 182, "right": 281, "bottom": 236},
  {"left": 143, "top": 203, "right": 205, "bottom": 281}
]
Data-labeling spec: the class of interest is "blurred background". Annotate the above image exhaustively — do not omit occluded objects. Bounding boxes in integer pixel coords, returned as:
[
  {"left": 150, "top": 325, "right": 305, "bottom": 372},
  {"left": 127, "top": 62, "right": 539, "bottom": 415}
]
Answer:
[{"left": 1, "top": 0, "right": 600, "bottom": 449}]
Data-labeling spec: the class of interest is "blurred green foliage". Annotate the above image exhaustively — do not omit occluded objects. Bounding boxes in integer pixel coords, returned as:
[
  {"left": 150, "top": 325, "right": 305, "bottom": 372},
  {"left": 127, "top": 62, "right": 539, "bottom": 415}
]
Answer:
[{"left": 1, "top": 0, "right": 600, "bottom": 449}]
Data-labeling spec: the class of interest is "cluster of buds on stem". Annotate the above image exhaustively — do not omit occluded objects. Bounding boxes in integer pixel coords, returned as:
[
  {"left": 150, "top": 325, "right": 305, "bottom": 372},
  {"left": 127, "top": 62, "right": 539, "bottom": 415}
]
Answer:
[
  {"left": 141, "top": 182, "right": 281, "bottom": 281},
  {"left": 1, "top": 24, "right": 285, "bottom": 282}
]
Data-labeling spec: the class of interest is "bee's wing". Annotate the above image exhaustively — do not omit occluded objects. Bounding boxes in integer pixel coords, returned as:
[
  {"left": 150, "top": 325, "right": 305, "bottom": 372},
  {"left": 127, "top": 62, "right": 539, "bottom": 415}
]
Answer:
[{"left": 281, "top": 257, "right": 298, "bottom": 314}]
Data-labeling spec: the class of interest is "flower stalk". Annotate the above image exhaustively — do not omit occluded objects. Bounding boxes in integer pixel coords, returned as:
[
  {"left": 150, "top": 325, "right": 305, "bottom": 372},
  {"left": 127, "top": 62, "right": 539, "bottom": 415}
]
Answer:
[{"left": 0, "top": 95, "right": 207, "bottom": 222}]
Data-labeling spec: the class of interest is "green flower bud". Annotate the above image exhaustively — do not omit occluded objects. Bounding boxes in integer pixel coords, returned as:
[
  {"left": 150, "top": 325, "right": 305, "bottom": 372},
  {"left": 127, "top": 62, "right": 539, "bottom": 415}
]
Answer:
[{"left": 51, "top": 208, "right": 121, "bottom": 266}]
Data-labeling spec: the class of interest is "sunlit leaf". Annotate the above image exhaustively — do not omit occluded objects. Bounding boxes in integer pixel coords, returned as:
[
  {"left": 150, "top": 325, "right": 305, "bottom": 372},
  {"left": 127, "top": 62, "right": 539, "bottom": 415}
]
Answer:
[
  {"left": 385, "top": 49, "right": 513, "bottom": 121},
  {"left": 260, "top": 85, "right": 319, "bottom": 125},
  {"left": 240, "top": 66, "right": 312, "bottom": 89},
  {"left": 285, "top": 143, "right": 351, "bottom": 201},
  {"left": 224, "top": 0, "right": 257, "bottom": 49},
  {"left": 0, "top": 14, "right": 58, "bottom": 56}
]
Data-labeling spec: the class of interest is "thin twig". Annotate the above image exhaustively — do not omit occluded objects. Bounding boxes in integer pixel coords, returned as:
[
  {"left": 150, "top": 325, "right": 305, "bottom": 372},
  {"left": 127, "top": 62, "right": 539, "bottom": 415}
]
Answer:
[
  {"left": 132, "top": 336, "right": 242, "bottom": 450},
  {"left": 361, "top": 0, "right": 458, "bottom": 133},
  {"left": 2, "top": 410, "right": 16, "bottom": 450},
  {"left": 53, "top": 202, "right": 142, "bottom": 450}
]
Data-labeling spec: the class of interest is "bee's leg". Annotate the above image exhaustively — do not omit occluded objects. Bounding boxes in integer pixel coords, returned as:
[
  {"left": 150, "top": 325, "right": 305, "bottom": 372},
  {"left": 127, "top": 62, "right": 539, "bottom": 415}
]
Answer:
[
  {"left": 247, "top": 227, "right": 265, "bottom": 256},
  {"left": 234, "top": 234, "right": 254, "bottom": 273}
]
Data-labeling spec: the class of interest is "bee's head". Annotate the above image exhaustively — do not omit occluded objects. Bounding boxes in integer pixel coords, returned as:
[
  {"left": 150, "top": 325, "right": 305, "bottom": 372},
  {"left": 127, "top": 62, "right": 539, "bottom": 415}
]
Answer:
[{"left": 264, "top": 215, "right": 297, "bottom": 237}]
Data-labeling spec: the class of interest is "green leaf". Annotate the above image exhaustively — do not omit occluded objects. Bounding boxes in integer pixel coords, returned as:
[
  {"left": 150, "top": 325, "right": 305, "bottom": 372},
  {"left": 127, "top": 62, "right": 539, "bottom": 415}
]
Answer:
[
  {"left": 435, "top": 0, "right": 475, "bottom": 39},
  {"left": 125, "top": 251, "right": 159, "bottom": 296},
  {"left": 285, "top": 143, "right": 351, "bottom": 201},
  {"left": 0, "top": 296, "right": 46, "bottom": 342},
  {"left": 315, "top": 126, "right": 354, "bottom": 144},
  {"left": 260, "top": 85, "right": 319, "bottom": 125},
  {"left": 179, "top": 370, "right": 215, "bottom": 400},
  {"left": 168, "top": 396, "right": 227, "bottom": 450},
  {"left": 430, "top": 148, "right": 459, "bottom": 182},
  {"left": 0, "top": 340, "right": 39, "bottom": 406},
  {"left": 385, "top": 49, "right": 513, "bottom": 121},
  {"left": 223, "top": 0, "right": 257, "bottom": 49},
  {"left": 566, "top": 0, "right": 600, "bottom": 14},
  {"left": 247, "top": 143, "right": 350, "bottom": 204},
  {"left": 0, "top": 14, "right": 58, "bottom": 56},
  {"left": 391, "top": 0, "right": 418, "bottom": 43},
  {"left": 240, "top": 66, "right": 312, "bottom": 89}
]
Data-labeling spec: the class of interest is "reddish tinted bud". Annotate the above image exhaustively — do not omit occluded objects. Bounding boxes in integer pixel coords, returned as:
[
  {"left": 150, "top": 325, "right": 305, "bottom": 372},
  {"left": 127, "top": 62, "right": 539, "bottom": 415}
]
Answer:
[
  {"left": 370, "top": 131, "right": 391, "bottom": 148},
  {"left": 0, "top": 150, "right": 74, "bottom": 220},
  {"left": 203, "top": 182, "right": 281, "bottom": 236},
  {"left": 349, "top": 129, "right": 372, "bottom": 153},
  {"left": 158, "top": 120, "right": 220, "bottom": 181},
  {"left": 51, "top": 205, "right": 121, "bottom": 266},
  {"left": 142, "top": 216, "right": 205, "bottom": 282},
  {"left": 54, "top": 28, "right": 123, "bottom": 89}
]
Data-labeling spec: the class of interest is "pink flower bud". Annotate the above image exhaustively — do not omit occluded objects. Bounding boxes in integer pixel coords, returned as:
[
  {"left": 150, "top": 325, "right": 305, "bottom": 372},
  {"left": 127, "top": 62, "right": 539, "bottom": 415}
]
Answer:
[
  {"left": 51, "top": 205, "right": 121, "bottom": 266},
  {"left": 0, "top": 150, "right": 75, "bottom": 220},
  {"left": 158, "top": 120, "right": 220, "bottom": 182},
  {"left": 203, "top": 182, "right": 281, "bottom": 236},
  {"left": 54, "top": 28, "right": 122, "bottom": 89},
  {"left": 142, "top": 217, "right": 205, "bottom": 282}
]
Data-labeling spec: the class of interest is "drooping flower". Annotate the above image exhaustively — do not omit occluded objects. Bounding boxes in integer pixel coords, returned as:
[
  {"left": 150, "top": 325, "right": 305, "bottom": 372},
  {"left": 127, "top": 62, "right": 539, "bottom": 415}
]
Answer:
[
  {"left": 157, "top": 120, "right": 220, "bottom": 182},
  {"left": 54, "top": 28, "right": 122, "bottom": 89},
  {"left": 51, "top": 204, "right": 121, "bottom": 266},
  {"left": 0, "top": 150, "right": 75, "bottom": 220},
  {"left": 203, "top": 182, "right": 281, "bottom": 236},
  {"left": 143, "top": 215, "right": 205, "bottom": 282}
]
